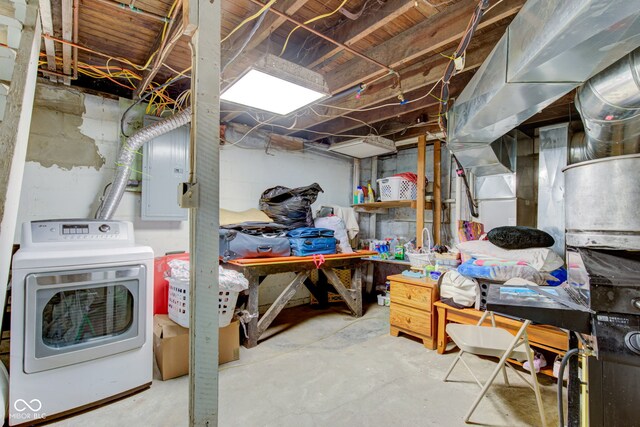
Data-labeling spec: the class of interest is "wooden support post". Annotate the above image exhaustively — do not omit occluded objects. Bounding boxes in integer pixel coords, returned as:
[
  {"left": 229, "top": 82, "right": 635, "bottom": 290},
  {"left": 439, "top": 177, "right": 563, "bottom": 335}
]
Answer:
[
  {"left": 416, "top": 135, "right": 426, "bottom": 247},
  {"left": 244, "top": 271, "right": 260, "bottom": 348},
  {"left": 434, "top": 139, "right": 442, "bottom": 245},
  {"left": 37, "top": 0, "right": 57, "bottom": 82},
  {"left": 61, "top": 0, "right": 73, "bottom": 84},
  {"left": 188, "top": 0, "right": 220, "bottom": 424}
]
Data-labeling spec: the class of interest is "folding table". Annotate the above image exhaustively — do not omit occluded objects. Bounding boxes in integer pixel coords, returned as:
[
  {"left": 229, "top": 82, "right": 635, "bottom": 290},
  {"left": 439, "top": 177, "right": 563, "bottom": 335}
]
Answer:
[{"left": 224, "top": 251, "right": 375, "bottom": 348}]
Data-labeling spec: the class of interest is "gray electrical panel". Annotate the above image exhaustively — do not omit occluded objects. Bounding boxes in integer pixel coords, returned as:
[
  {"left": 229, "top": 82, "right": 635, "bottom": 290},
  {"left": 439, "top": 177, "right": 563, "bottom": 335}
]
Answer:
[{"left": 141, "top": 117, "right": 189, "bottom": 221}]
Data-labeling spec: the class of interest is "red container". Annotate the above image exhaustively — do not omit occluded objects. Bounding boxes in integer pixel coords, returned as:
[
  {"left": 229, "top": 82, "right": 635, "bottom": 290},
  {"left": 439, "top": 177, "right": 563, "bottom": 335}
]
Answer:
[{"left": 154, "top": 252, "right": 190, "bottom": 315}]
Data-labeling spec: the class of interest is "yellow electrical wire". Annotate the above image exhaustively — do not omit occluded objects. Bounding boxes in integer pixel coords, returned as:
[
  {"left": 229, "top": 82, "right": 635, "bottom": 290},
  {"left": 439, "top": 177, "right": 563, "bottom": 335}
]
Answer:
[
  {"left": 280, "top": 0, "right": 349, "bottom": 56},
  {"left": 161, "top": 0, "right": 181, "bottom": 41},
  {"left": 221, "top": 0, "right": 277, "bottom": 43}
]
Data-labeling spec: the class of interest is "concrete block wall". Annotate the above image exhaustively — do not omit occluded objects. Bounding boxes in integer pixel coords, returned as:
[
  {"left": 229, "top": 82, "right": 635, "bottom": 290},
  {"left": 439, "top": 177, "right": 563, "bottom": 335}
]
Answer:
[
  {"left": 358, "top": 144, "right": 453, "bottom": 245},
  {"left": 17, "top": 83, "right": 353, "bottom": 310}
]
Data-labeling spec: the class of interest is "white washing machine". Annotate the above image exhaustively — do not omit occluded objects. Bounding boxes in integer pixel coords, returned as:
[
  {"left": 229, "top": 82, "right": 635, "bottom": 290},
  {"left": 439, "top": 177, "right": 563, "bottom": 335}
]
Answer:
[{"left": 9, "top": 220, "right": 153, "bottom": 425}]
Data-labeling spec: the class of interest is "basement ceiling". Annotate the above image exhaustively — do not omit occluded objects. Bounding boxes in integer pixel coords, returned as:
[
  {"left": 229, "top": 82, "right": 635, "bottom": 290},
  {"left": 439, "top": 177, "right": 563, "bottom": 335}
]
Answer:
[{"left": 37, "top": 0, "right": 575, "bottom": 143}]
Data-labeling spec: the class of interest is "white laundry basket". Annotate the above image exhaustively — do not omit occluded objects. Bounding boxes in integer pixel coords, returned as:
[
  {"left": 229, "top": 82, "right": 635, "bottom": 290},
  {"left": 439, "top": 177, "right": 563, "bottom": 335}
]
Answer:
[
  {"left": 167, "top": 277, "right": 239, "bottom": 328},
  {"left": 377, "top": 176, "right": 417, "bottom": 201}
]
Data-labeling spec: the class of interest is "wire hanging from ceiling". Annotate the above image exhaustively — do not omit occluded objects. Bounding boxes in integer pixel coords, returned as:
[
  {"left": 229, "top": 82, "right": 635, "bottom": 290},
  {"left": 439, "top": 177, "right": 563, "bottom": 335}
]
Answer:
[
  {"left": 221, "top": 0, "right": 277, "bottom": 43},
  {"left": 279, "top": 0, "right": 351, "bottom": 56}
]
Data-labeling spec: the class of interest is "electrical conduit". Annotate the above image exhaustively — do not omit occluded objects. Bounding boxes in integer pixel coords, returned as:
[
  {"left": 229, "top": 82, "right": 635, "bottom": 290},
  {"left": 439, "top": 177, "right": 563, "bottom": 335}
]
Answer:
[{"left": 96, "top": 107, "right": 192, "bottom": 220}]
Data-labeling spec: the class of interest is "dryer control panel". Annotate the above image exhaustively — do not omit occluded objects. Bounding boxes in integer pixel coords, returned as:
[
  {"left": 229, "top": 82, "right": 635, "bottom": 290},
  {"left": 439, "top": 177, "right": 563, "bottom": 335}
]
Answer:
[{"left": 24, "top": 219, "right": 134, "bottom": 247}]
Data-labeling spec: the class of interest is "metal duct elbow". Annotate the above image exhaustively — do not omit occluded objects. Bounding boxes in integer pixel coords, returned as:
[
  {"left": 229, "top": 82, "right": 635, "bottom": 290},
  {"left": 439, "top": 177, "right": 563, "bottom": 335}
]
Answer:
[
  {"left": 96, "top": 107, "right": 192, "bottom": 220},
  {"left": 573, "top": 48, "right": 640, "bottom": 162}
]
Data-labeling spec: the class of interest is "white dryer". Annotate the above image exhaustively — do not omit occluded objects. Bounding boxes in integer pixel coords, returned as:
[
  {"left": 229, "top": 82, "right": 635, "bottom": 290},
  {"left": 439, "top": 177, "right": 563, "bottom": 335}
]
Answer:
[{"left": 9, "top": 220, "right": 153, "bottom": 425}]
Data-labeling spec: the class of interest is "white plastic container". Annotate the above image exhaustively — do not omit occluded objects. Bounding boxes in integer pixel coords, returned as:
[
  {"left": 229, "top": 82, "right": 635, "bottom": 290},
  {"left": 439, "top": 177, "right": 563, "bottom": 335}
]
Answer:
[
  {"left": 168, "top": 277, "right": 239, "bottom": 328},
  {"left": 377, "top": 176, "right": 417, "bottom": 201}
]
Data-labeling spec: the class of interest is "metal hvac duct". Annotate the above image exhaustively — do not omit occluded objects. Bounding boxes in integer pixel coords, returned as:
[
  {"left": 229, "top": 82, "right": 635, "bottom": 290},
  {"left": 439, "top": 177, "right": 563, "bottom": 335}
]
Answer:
[
  {"left": 572, "top": 47, "right": 640, "bottom": 162},
  {"left": 447, "top": 0, "right": 640, "bottom": 172},
  {"left": 96, "top": 107, "right": 192, "bottom": 220}
]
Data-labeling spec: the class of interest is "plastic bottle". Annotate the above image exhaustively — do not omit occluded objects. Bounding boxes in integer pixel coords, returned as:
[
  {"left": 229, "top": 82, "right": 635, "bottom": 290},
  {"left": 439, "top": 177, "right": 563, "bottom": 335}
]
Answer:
[
  {"left": 357, "top": 186, "right": 365, "bottom": 204},
  {"left": 367, "top": 182, "right": 375, "bottom": 203},
  {"left": 353, "top": 191, "right": 359, "bottom": 205}
]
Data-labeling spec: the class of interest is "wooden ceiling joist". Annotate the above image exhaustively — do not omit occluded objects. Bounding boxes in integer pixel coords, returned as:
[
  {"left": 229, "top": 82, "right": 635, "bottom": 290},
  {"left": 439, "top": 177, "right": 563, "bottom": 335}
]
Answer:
[
  {"left": 326, "top": 0, "right": 526, "bottom": 93},
  {"left": 220, "top": 0, "right": 309, "bottom": 122},
  {"left": 38, "top": 0, "right": 57, "bottom": 82},
  {"left": 134, "top": 0, "right": 184, "bottom": 97},
  {"left": 303, "top": 0, "right": 417, "bottom": 70},
  {"left": 277, "top": 27, "right": 504, "bottom": 138},
  {"left": 61, "top": 0, "right": 73, "bottom": 85},
  {"left": 301, "top": 73, "right": 473, "bottom": 141}
]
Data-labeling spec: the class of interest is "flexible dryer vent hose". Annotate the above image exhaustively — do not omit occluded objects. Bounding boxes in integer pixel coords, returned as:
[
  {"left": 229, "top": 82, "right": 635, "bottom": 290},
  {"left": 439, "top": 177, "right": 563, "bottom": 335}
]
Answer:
[{"left": 96, "top": 107, "right": 192, "bottom": 220}]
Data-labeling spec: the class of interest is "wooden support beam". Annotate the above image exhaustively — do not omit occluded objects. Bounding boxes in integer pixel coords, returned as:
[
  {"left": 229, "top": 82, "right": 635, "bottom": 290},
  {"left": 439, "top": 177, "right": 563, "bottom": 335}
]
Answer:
[
  {"left": 433, "top": 139, "right": 442, "bottom": 246},
  {"left": 304, "top": 0, "right": 417, "bottom": 70},
  {"left": 61, "top": 0, "right": 73, "bottom": 84},
  {"left": 188, "top": 0, "right": 220, "bottom": 423},
  {"left": 322, "top": 268, "right": 362, "bottom": 317},
  {"left": 326, "top": 0, "right": 525, "bottom": 93},
  {"left": 135, "top": 1, "right": 183, "bottom": 98},
  {"left": 283, "top": 34, "right": 499, "bottom": 138},
  {"left": 301, "top": 73, "right": 473, "bottom": 141},
  {"left": 417, "top": 135, "right": 426, "bottom": 247},
  {"left": 257, "top": 271, "right": 310, "bottom": 337},
  {"left": 37, "top": 0, "right": 57, "bottom": 82},
  {"left": 221, "top": 0, "right": 307, "bottom": 73}
]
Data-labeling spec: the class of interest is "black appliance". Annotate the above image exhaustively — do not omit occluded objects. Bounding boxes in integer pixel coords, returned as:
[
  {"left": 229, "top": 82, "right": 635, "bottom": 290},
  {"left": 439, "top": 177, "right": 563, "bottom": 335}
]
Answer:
[{"left": 572, "top": 248, "right": 640, "bottom": 427}]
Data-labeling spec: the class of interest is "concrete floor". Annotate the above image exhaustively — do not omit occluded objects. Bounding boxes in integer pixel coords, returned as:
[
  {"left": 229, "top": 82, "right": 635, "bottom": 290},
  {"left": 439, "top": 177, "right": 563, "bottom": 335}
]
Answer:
[{"left": 51, "top": 304, "right": 561, "bottom": 427}]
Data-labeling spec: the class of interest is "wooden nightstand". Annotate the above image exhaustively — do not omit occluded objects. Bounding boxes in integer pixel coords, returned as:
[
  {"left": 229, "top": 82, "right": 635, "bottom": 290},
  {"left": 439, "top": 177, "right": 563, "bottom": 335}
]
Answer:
[{"left": 387, "top": 274, "right": 439, "bottom": 349}]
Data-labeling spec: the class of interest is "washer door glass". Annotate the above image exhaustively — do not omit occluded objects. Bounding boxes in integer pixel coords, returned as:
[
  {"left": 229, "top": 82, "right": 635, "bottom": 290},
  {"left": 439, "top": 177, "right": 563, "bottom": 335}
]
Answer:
[{"left": 42, "top": 284, "right": 134, "bottom": 348}]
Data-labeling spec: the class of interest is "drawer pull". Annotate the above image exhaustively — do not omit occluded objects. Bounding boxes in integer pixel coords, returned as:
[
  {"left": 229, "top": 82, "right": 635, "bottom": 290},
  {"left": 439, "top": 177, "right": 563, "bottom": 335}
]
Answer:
[{"left": 407, "top": 295, "right": 412, "bottom": 300}]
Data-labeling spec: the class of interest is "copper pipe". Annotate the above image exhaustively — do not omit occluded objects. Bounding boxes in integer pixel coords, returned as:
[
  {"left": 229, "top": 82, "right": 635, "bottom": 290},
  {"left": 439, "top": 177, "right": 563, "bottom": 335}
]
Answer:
[
  {"left": 246, "top": 0, "right": 397, "bottom": 77},
  {"left": 73, "top": 0, "right": 79, "bottom": 79},
  {"left": 89, "top": 0, "right": 170, "bottom": 23}
]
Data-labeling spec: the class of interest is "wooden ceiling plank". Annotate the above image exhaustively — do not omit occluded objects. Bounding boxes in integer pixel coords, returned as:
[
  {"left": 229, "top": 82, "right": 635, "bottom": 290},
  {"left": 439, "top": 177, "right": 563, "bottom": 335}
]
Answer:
[
  {"left": 305, "top": 73, "right": 472, "bottom": 140},
  {"left": 279, "top": 29, "right": 501, "bottom": 136},
  {"left": 89, "top": 0, "right": 170, "bottom": 23},
  {"left": 221, "top": 0, "right": 308, "bottom": 69},
  {"left": 326, "top": 0, "right": 525, "bottom": 93},
  {"left": 134, "top": 0, "right": 184, "bottom": 97},
  {"left": 38, "top": 0, "right": 58, "bottom": 82},
  {"left": 305, "top": 0, "right": 416, "bottom": 70},
  {"left": 62, "top": 0, "right": 73, "bottom": 84}
]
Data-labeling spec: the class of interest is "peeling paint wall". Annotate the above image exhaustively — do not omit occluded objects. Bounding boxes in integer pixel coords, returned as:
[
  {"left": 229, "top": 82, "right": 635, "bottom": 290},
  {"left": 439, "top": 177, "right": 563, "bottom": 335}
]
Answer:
[
  {"left": 17, "top": 83, "right": 353, "bottom": 310},
  {"left": 26, "top": 85, "right": 105, "bottom": 170}
]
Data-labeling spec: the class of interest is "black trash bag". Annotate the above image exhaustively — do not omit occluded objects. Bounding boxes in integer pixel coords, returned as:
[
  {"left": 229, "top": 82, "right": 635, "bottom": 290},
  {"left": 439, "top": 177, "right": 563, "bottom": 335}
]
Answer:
[
  {"left": 487, "top": 226, "right": 555, "bottom": 250},
  {"left": 259, "top": 183, "right": 324, "bottom": 230}
]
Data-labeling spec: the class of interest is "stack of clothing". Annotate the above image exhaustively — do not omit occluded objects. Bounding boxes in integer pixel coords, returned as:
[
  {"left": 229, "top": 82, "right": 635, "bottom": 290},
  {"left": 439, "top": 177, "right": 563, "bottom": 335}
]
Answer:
[{"left": 456, "top": 226, "right": 566, "bottom": 286}]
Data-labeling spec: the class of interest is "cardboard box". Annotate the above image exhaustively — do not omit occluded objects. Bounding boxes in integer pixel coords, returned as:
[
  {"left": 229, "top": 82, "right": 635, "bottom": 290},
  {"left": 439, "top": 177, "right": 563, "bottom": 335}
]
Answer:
[{"left": 153, "top": 315, "right": 240, "bottom": 380}]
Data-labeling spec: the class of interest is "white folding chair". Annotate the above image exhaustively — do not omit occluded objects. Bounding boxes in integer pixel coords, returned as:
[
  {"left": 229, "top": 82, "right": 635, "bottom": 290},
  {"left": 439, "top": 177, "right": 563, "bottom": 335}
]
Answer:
[{"left": 442, "top": 311, "right": 547, "bottom": 426}]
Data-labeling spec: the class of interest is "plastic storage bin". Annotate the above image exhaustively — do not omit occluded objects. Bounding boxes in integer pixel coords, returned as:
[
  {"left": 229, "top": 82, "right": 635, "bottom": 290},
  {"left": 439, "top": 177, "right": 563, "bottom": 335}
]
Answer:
[
  {"left": 167, "top": 277, "right": 239, "bottom": 328},
  {"left": 377, "top": 176, "right": 417, "bottom": 201}
]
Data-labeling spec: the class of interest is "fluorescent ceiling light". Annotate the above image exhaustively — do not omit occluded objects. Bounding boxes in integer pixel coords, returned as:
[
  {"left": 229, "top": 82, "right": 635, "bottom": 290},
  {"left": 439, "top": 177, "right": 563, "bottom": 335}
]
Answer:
[
  {"left": 221, "top": 54, "right": 329, "bottom": 115},
  {"left": 328, "top": 136, "right": 397, "bottom": 158}
]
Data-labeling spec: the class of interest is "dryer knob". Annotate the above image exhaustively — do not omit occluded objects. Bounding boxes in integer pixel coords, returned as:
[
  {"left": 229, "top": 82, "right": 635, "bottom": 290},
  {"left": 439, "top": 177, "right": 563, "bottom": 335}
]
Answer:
[{"left": 99, "top": 224, "right": 111, "bottom": 233}]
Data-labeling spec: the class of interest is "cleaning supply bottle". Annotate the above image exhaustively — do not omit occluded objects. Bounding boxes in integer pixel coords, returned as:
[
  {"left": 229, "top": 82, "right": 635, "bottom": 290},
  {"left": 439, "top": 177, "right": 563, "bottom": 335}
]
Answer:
[
  {"left": 357, "top": 186, "right": 365, "bottom": 204},
  {"left": 367, "top": 181, "right": 375, "bottom": 203},
  {"left": 353, "top": 191, "right": 359, "bottom": 205}
]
